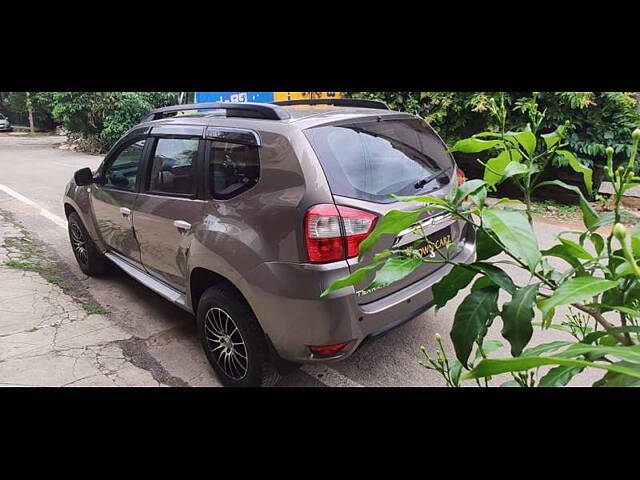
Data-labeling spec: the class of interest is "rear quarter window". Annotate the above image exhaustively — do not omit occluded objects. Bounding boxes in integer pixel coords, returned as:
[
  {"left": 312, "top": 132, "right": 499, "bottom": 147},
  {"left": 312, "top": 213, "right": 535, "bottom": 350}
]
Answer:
[{"left": 305, "top": 118, "right": 453, "bottom": 203}]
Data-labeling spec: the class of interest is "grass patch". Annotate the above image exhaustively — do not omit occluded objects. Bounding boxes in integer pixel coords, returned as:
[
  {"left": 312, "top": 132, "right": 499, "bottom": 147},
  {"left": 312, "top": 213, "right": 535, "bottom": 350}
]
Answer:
[
  {"left": 5, "top": 260, "right": 42, "bottom": 270},
  {"left": 4, "top": 260, "right": 72, "bottom": 293},
  {"left": 2, "top": 209, "right": 107, "bottom": 312},
  {"left": 530, "top": 200, "right": 581, "bottom": 220},
  {"left": 82, "top": 304, "right": 108, "bottom": 315}
]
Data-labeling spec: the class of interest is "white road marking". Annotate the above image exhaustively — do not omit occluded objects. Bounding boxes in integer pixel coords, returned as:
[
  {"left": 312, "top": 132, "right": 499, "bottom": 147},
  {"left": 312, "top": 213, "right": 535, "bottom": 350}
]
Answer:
[
  {"left": 0, "top": 183, "right": 363, "bottom": 388},
  {"left": 52, "top": 161, "right": 83, "bottom": 168},
  {"left": 0, "top": 184, "right": 67, "bottom": 229},
  {"left": 301, "top": 364, "right": 363, "bottom": 387}
]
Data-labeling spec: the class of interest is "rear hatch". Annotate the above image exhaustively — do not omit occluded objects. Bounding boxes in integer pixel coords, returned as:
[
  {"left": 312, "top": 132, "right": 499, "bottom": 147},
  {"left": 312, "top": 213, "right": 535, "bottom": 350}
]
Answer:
[{"left": 304, "top": 115, "right": 464, "bottom": 304}]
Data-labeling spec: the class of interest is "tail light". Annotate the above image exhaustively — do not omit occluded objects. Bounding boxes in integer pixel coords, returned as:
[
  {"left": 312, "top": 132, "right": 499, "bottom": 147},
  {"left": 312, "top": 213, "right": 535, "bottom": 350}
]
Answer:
[
  {"left": 309, "top": 342, "right": 350, "bottom": 356},
  {"left": 456, "top": 167, "right": 466, "bottom": 185},
  {"left": 305, "top": 204, "right": 377, "bottom": 263}
]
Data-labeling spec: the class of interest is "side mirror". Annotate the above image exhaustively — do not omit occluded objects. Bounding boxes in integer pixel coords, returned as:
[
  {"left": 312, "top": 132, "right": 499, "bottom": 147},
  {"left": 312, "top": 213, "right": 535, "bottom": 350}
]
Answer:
[{"left": 74, "top": 167, "right": 94, "bottom": 186}]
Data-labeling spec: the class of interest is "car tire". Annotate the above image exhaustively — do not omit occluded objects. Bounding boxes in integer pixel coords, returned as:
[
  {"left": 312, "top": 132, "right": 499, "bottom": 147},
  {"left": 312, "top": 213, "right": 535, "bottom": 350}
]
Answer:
[
  {"left": 197, "top": 285, "right": 280, "bottom": 387},
  {"left": 68, "top": 212, "right": 110, "bottom": 277}
]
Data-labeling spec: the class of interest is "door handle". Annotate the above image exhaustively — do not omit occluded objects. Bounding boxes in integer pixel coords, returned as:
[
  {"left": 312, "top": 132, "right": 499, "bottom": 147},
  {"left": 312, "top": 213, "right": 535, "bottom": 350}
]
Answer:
[
  {"left": 173, "top": 220, "right": 191, "bottom": 232},
  {"left": 120, "top": 207, "right": 131, "bottom": 218}
]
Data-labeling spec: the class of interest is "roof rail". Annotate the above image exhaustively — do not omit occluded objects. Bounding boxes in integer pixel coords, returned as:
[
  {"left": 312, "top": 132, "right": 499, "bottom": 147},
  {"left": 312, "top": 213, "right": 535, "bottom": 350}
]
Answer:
[
  {"left": 140, "top": 102, "right": 291, "bottom": 122},
  {"left": 272, "top": 98, "right": 390, "bottom": 110}
]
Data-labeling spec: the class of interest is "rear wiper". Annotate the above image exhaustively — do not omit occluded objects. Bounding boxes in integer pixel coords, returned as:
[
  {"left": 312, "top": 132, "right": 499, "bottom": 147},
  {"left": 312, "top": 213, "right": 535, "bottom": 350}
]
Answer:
[{"left": 414, "top": 170, "right": 447, "bottom": 190}]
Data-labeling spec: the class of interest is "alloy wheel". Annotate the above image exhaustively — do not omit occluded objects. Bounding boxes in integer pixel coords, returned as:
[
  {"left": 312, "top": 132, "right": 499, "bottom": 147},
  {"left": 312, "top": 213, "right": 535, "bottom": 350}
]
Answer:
[
  {"left": 204, "top": 307, "right": 249, "bottom": 380},
  {"left": 70, "top": 223, "right": 88, "bottom": 265}
]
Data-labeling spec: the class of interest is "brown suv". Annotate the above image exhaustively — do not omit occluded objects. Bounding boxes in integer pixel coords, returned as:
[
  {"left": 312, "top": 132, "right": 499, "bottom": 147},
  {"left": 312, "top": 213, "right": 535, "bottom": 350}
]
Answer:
[{"left": 63, "top": 99, "right": 476, "bottom": 387}]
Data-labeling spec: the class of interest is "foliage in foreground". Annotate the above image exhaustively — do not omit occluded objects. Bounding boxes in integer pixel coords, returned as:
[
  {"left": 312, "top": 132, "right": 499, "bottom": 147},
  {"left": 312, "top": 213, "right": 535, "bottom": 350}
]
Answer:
[
  {"left": 345, "top": 91, "right": 640, "bottom": 172},
  {"left": 323, "top": 109, "right": 640, "bottom": 387}
]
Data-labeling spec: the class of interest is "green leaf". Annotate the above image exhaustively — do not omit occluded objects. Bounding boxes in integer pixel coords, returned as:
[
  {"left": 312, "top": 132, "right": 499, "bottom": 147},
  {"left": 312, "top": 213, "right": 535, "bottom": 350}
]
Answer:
[
  {"left": 615, "top": 261, "right": 634, "bottom": 277},
  {"left": 471, "top": 276, "right": 497, "bottom": 292},
  {"left": 522, "top": 341, "right": 573, "bottom": 357},
  {"left": 463, "top": 355, "right": 640, "bottom": 381},
  {"left": 388, "top": 194, "right": 449, "bottom": 207},
  {"left": 540, "top": 244, "right": 585, "bottom": 272},
  {"left": 534, "top": 180, "right": 598, "bottom": 230},
  {"left": 503, "top": 161, "right": 529, "bottom": 179},
  {"left": 468, "top": 262, "right": 516, "bottom": 294},
  {"left": 476, "top": 228, "right": 503, "bottom": 261},
  {"left": 500, "top": 380, "right": 521, "bottom": 387},
  {"left": 583, "top": 326, "right": 640, "bottom": 345},
  {"left": 557, "top": 150, "right": 593, "bottom": 196},
  {"left": 597, "top": 305, "right": 639, "bottom": 318},
  {"left": 506, "top": 131, "right": 536, "bottom": 156},
  {"left": 471, "top": 132, "right": 503, "bottom": 138},
  {"left": 468, "top": 186, "right": 487, "bottom": 208},
  {"left": 432, "top": 265, "right": 478, "bottom": 309},
  {"left": 589, "top": 212, "right": 616, "bottom": 231},
  {"left": 557, "top": 237, "right": 594, "bottom": 261},
  {"left": 450, "top": 287, "right": 500, "bottom": 366},
  {"left": 484, "top": 149, "right": 522, "bottom": 188},
  {"left": 540, "top": 277, "right": 619, "bottom": 318},
  {"left": 538, "top": 366, "right": 584, "bottom": 387},
  {"left": 365, "top": 257, "right": 422, "bottom": 291},
  {"left": 358, "top": 208, "right": 424, "bottom": 259},
  {"left": 482, "top": 208, "right": 541, "bottom": 271},
  {"left": 455, "top": 179, "right": 486, "bottom": 203},
  {"left": 493, "top": 197, "right": 524, "bottom": 207},
  {"left": 321, "top": 262, "right": 381, "bottom": 297},
  {"left": 450, "top": 137, "right": 504, "bottom": 154},
  {"left": 541, "top": 124, "right": 567, "bottom": 150},
  {"left": 476, "top": 339, "right": 504, "bottom": 359},
  {"left": 590, "top": 233, "right": 605, "bottom": 256},
  {"left": 593, "top": 362, "right": 640, "bottom": 387},
  {"left": 632, "top": 224, "right": 640, "bottom": 258},
  {"left": 557, "top": 344, "right": 640, "bottom": 364},
  {"left": 501, "top": 284, "right": 539, "bottom": 356},
  {"left": 449, "top": 360, "right": 463, "bottom": 386}
]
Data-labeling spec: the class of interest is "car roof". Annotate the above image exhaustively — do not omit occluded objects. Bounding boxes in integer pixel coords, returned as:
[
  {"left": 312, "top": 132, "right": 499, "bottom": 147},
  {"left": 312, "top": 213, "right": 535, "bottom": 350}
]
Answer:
[{"left": 136, "top": 104, "right": 414, "bottom": 133}]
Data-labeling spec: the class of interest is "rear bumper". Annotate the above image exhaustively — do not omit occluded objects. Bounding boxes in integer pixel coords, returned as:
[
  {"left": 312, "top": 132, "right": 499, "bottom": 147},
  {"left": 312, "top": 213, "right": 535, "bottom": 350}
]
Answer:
[{"left": 240, "top": 224, "right": 476, "bottom": 363}]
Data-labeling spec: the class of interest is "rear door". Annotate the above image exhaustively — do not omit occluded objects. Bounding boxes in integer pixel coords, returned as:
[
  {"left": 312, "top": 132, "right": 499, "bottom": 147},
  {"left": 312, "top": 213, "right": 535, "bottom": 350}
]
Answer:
[
  {"left": 304, "top": 116, "right": 464, "bottom": 304},
  {"left": 132, "top": 125, "right": 206, "bottom": 291}
]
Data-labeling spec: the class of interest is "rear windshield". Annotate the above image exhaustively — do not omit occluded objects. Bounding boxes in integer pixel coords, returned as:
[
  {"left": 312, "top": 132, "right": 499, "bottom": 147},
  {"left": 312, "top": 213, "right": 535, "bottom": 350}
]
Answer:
[{"left": 305, "top": 118, "right": 453, "bottom": 203}]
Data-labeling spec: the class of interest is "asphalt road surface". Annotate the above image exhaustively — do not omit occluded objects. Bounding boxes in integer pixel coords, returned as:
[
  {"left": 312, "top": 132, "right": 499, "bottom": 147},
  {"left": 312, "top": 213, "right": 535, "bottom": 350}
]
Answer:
[{"left": 0, "top": 133, "right": 602, "bottom": 387}]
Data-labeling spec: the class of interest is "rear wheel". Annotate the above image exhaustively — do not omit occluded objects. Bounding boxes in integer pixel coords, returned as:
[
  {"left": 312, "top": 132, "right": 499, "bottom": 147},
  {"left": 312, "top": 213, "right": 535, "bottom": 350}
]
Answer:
[
  {"left": 68, "top": 212, "right": 110, "bottom": 277},
  {"left": 197, "top": 285, "right": 280, "bottom": 387}
]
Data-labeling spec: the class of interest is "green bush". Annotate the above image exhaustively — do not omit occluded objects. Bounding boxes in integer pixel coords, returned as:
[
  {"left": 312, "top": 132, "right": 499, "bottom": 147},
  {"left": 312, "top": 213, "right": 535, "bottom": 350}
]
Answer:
[
  {"left": 1, "top": 92, "right": 178, "bottom": 151},
  {"left": 345, "top": 92, "right": 640, "bottom": 171},
  {"left": 49, "top": 92, "right": 178, "bottom": 151}
]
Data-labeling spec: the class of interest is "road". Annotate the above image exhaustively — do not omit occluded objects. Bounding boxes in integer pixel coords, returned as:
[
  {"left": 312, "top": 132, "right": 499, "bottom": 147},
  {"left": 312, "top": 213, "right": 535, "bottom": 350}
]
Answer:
[{"left": 0, "top": 133, "right": 601, "bottom": 387}]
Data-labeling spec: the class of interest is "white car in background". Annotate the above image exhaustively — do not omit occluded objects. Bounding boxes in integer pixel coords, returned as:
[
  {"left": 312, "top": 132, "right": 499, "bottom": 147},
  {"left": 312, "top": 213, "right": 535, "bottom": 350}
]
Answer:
[{"left": 0, "top": 113, "right": 12, "bottom": 132}]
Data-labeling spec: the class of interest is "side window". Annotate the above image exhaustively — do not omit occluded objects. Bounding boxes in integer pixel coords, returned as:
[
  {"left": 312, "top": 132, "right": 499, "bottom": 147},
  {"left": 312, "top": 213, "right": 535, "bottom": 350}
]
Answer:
[
  {"left": 103, "top": 139, "right": 146, "bottom": 191},
  {"left": 209, "top": 141, "right": 260, "bottom": 200},
  {"left": 147, "top": 137, "right": 199, "bottom": 195}
]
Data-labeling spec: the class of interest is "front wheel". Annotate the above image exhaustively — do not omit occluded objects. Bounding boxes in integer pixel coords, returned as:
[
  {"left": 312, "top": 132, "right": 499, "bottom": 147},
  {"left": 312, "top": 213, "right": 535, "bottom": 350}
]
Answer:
[
  {"left": 68, "top": 212, "right": 110, "bottom": 277},
  {"left": 197, "top": 285, "right": 280, "bottom": 387}
]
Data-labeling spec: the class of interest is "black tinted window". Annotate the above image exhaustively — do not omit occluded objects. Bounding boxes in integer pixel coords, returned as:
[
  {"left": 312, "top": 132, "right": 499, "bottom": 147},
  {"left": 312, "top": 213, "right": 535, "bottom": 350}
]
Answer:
[
  {"left": 104, "top": 139, "right": 145, "bottom": 191},
  {"left": 148, "top": 138, "right": 199, "bottom": 195},
  {"left": 209, "top": 142, "right": 260, "bottom": 199},
  {"left": 305, "top": 119, "right": 453, "bottom": 203}
]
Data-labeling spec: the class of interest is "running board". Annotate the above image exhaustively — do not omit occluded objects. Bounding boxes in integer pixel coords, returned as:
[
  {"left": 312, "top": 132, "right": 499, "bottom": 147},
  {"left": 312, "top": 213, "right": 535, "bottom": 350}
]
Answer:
[{"left": 104, "top": 252, "right": 191, "bottom": 312}]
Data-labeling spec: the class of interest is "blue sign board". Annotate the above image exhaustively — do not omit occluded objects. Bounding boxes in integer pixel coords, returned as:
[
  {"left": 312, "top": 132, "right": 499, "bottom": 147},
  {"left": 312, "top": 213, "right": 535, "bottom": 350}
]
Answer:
[{"left": 195, "top": 92, "right": 275, "bottom": 103}]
